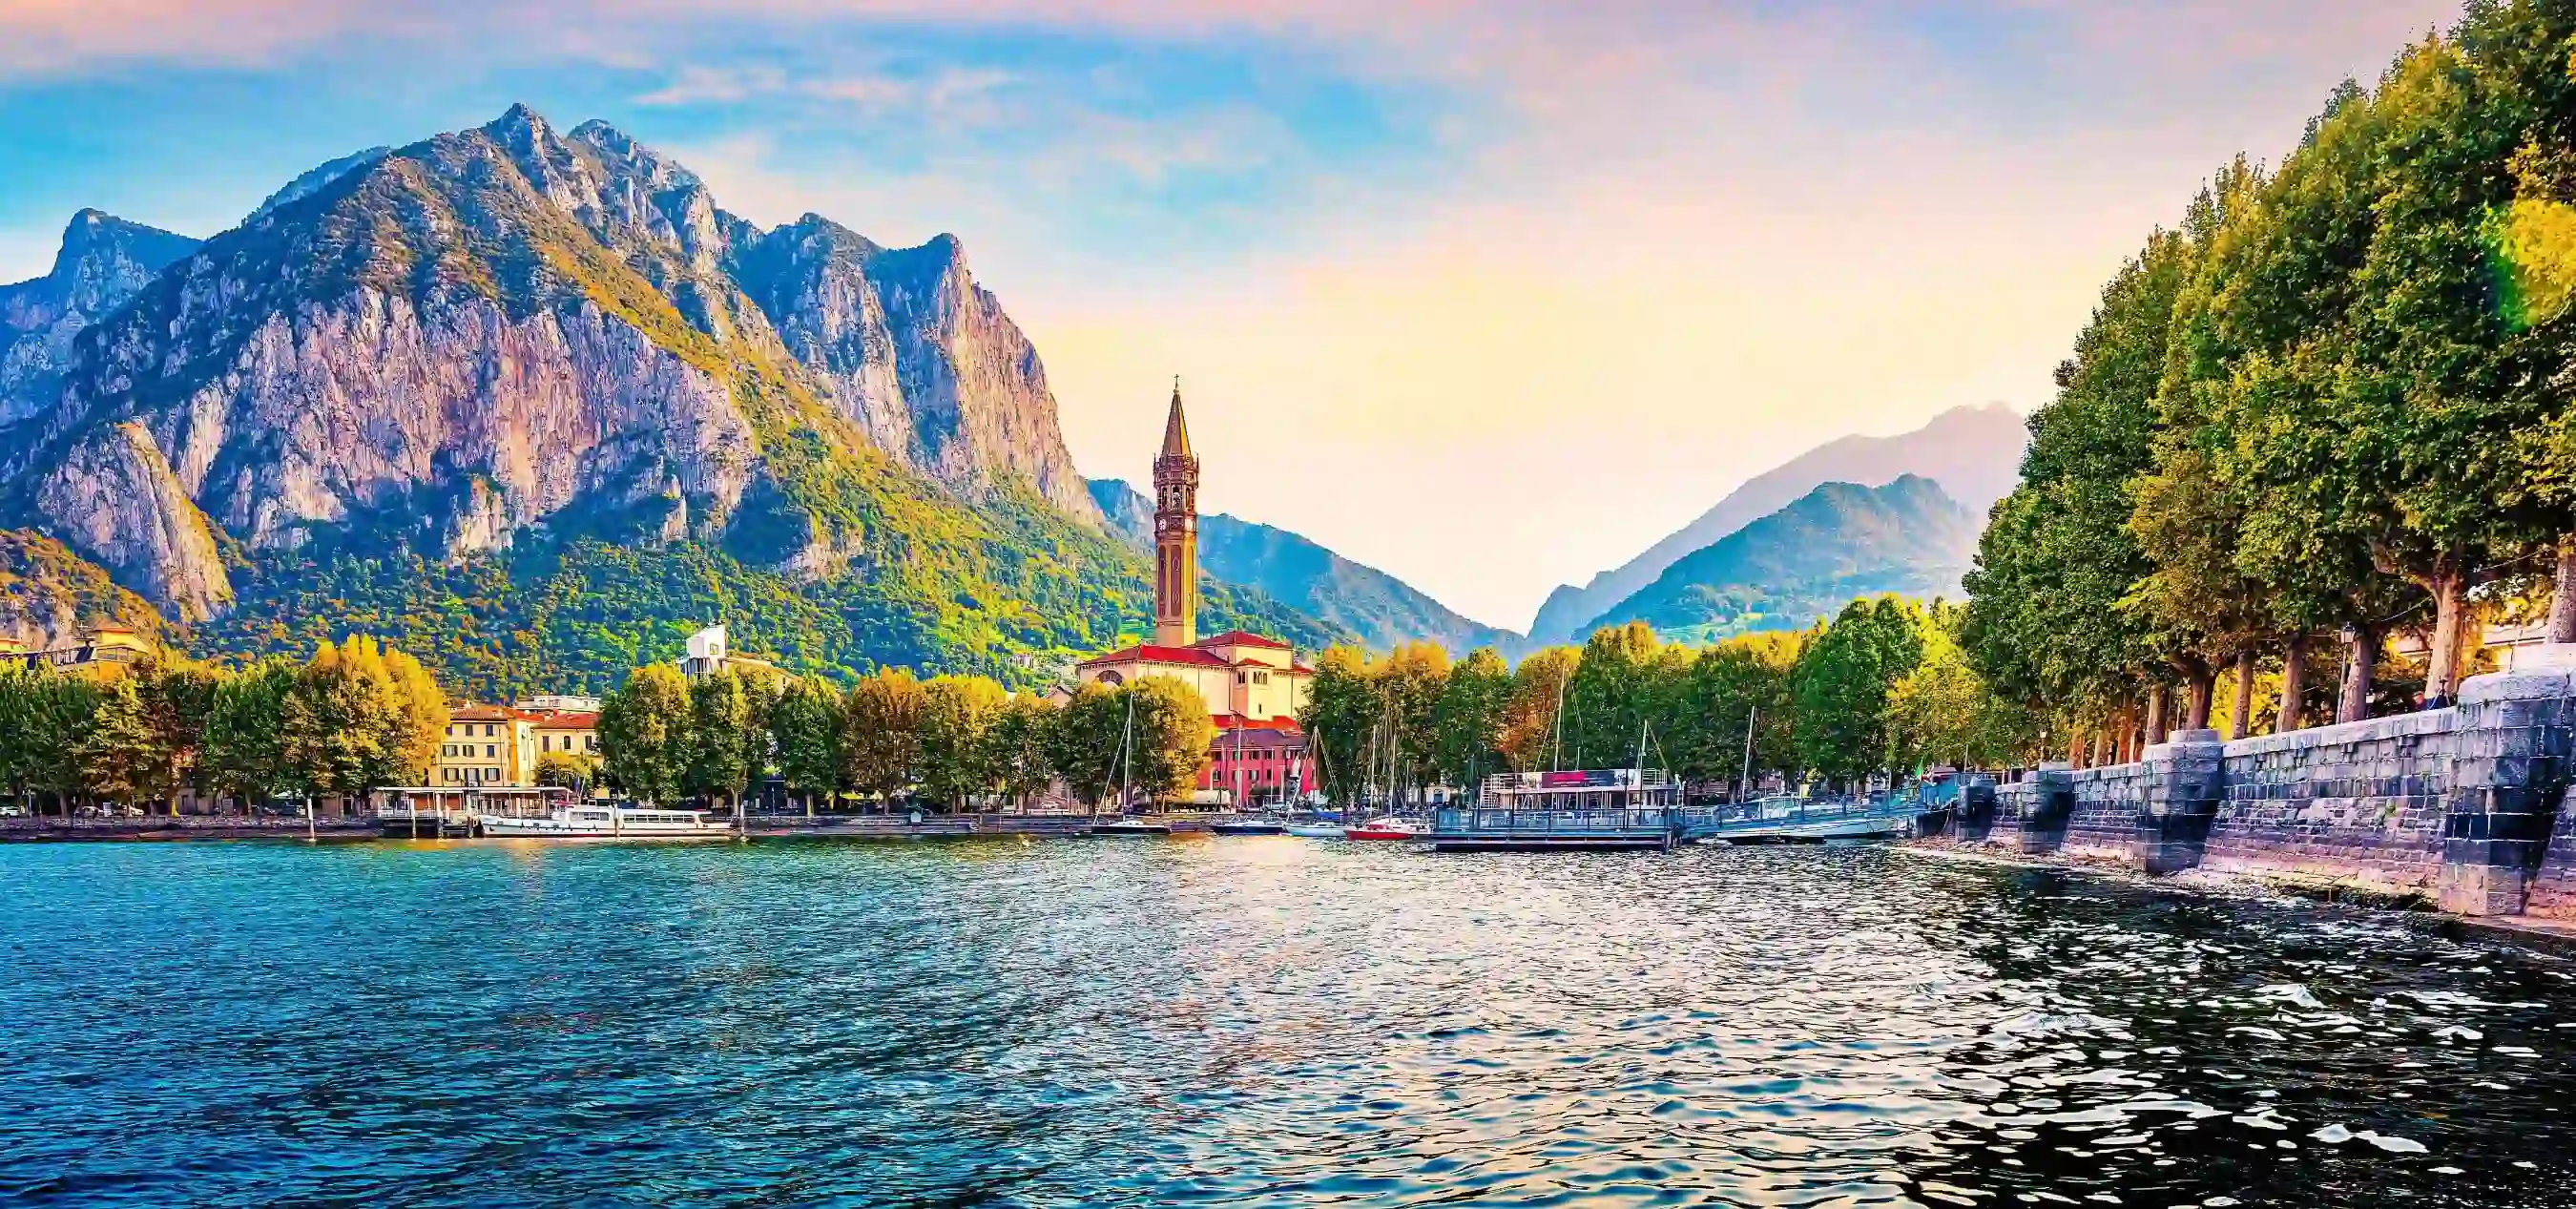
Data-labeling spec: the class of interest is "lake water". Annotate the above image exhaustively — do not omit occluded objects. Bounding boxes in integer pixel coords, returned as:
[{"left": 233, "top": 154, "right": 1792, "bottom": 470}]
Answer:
[{"left": 4, "top": 837, "right": 2574, "bottom": 1207}]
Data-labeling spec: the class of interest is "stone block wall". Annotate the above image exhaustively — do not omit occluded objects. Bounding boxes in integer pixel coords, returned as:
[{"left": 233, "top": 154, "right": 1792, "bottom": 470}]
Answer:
[{"left": 1963, "top": 658, "right": 2576, "bottom": 920}]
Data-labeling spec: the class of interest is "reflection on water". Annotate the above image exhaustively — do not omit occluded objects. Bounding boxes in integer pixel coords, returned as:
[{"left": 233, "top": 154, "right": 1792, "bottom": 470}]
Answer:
[{"left": 3, "top": 839, "right": 2572, "bottom": 1206}]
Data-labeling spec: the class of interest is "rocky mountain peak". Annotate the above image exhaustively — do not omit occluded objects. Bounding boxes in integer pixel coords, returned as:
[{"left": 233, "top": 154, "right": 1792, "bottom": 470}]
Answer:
[{"left": 0, "top": 210, "right": 200, "bottom": 427}]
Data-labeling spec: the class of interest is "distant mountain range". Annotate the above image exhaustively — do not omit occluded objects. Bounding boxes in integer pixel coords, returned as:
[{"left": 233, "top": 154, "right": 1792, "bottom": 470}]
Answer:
[
  {"left": 1582, "top": 475, "right": 1981, "bottom": 644},
  {"left": 0, "top": 105, "right": 1341, "bottom": 695},
  {"left": 1527, "top": 403, "right": 2027, "bottom": 645},
  {"left": 1088, "top": 479, "right": 1519, "bottom": 655}
]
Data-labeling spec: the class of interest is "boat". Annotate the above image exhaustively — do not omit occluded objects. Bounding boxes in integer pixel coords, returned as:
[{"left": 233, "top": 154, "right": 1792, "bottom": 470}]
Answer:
[
  {"left": 1211, "top": 819, "right": 1286, "bottom": 835},
  {"left": 1285, "top": 823, "right": 1345, "bottom": 839},
  {"left": 475, "top": 804, "right": 734, "bottom": 839},
  {"left": 1088, "top": 817, "right": 1174, "bottom": 837},
  {"left": 1343, "top": 817, "right": 1426, "bottom": 842}
]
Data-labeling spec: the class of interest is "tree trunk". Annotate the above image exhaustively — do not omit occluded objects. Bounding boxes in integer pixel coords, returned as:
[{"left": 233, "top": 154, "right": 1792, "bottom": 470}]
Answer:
[
  {"left": 2550, "top": 533, "right": 2576, "bottom": 645},
  {"left": 2278, "top": 636, "right": 2308, "bottom": 735},
  {"left": 2229, "top": 648, "right": 2255, "bottom": 741},
  {"left": 2144, "top": 686, "right": 2168, "bottom": 750},
  {"left": 2184, "top": 668, "right": 2215, "bottom": 733},
  {"left": 2067, "top": 727, "right": 2084, "bottom": 770},
  {"left": 2337, "top": 625, "right": 2379, "bottom": 724},
  {"left": 2422, "top": 558, "right": 2469, "bottom": 708},
  {"left": 2089, "top": 723, "right": 2108, "bottom": 769}
]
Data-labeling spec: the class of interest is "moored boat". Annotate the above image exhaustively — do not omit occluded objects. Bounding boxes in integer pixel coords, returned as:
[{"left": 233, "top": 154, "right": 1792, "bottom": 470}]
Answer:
[
  {"left": 1343, "top": 817, "right": 1425, "bottom": 842},
  {"left": 1285, "top": 823, "right": 1344, "bottom": 839},
  {"left": 1088, "top": 817, "right": 1174, "bottom": 837},
  {"left": 476, "top": 804, "right": 734, "bottom": 840},
  {"left": 1211, "top": 819, "right": 1287, "bottom": 835}
]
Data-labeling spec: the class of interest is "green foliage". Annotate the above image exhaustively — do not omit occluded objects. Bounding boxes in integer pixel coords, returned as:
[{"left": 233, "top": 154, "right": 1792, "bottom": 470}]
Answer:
[
  {"left": 598, "top": 662, "right": 692, "bottom": 806},
  {"left": 534, "top": 750, "right": 598, "bottom": 794},
  {"left": 1791, "top": 597, "right": 1926, "bottom": 787},
  {"left": 918, "top": 675, "right": 1008, "bottom": 808},
  {"left": 278, "top": 636, "right": 448, "bottom": 800},
  {"left": 1047, "top": 680, "right": 1126, "bottom": 808},
  {"left": 685, "top": 672, "right": 755, "bottom": 804},
  {"left": 770, "top": 676, "right": 845, "bottom": 805},
  {"left": 1126, "top": 675, "right": 1212, "bottom": 806},
  {"left": 843, "top": 668, "right": 925, "bottom": 802}
]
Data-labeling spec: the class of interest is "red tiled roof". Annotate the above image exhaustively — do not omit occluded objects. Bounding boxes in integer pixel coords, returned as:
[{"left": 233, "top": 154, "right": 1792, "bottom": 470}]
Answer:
[
  {"left": 529, "top": 712, "right": 598, "bottom": 728},
  {"left": 448, "top": 704, "right": 524, "bottom": 721},
  {"left": 1193, "top": 630, "right": 1291, "bottom": 651},
  {"left": 1077, "top": 644, "right": 1232, "bottom": 668},
  {"left": 1214, "top": 714, "right": 1304, "bottom": 733}
]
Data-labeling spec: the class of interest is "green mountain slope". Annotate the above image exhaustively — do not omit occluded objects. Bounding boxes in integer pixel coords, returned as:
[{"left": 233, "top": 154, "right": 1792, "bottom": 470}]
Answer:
[
  {"left": 1589, "top": 475, "right": 1978, "bottom": 644},
  {"left": 0, "top": 107, "right": 1348, "bottom": 690},
  {"left": 1089, "top": 478, "right": 1517, "bottom": 655}
]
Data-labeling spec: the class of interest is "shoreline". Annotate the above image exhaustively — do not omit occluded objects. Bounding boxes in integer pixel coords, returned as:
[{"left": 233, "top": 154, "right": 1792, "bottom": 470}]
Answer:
[{"left": 1894, "top": 838, "right": 2576, "bottom": 956}]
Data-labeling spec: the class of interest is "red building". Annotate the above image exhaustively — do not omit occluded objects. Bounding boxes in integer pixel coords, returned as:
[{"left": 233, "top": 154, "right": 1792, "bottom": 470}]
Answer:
[{"left": 1201, "top": 715, "right": 1314, "bottom": 807}]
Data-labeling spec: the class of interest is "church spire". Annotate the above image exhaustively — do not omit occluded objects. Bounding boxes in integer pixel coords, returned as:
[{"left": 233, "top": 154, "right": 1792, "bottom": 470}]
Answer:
[
  {"left": 1160, "top": 376, "right": 1193, "bottom": 461},
  {"left": 1152, "top": 375, "right": 1201, "bottom": 648}
]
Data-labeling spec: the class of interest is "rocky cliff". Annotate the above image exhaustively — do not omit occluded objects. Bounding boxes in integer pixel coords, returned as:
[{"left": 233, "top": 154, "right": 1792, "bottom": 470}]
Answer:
[
  {"left": 0, "top": 210, "right": 200, "bottom": 427},
  {"left": 0, "top": 529, "right": 163, "bottom": 649},
  {"left": 0, "top": 105, "right": 1326, "bottom": 686},
  {"left": 4, "top": 105, "right": 1106, "bottom": 619}
]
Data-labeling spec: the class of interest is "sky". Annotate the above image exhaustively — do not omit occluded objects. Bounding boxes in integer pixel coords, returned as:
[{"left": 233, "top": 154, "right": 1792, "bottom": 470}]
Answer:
[{"left": 0, "top": 0, "right": 2467, "bottom": 631}]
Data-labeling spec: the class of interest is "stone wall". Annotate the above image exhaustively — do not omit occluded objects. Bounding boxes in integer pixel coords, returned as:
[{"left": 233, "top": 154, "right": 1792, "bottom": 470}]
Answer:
[{"left": 1963, "top": 655, "right": 2576, "bottom": 920}]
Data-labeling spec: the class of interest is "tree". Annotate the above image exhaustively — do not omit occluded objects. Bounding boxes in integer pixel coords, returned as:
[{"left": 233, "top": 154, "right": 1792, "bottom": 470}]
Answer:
[
  {"left": 1126, "top": 676, "right": 1212, "bottom": 806},
  {"left": 1377, "top": 642, "right": 1449, "bottom": 803},
  {"left": 1793, "top": 598, "right": 1925, "bottom": 788},
  {"left": 599, "top": 663, "right": 692, "bottom": 806},
  {"left": 918, "top": 675, "right": 1007, "bottom": 809},
  {"left": 1431, "top": 648, "right": 1511, "bottom": 792},
  {"left": 205, "top": 657, "right": 296, "bottom": 811},
  {"left": 281, "top": 636, "right": 446, "bottom": 803},
  {"left": 770, "top": 676, "right": 844, "bottom": 812},
  {"left": 77, "top": 679, "right": 172, "bottom": 808},
  {"left": 985, "top": 692, "right": 1057, "bottom": 811},
  {"left": 1675, "top": 632, "right": 1801, "bottom": 793},
  {"left": 1498, "top": 646, "right": 1580, "bottom": 773},
  {"left": 1298, "top": 646, "right": 1379, "bottom": 804},
  {"left": 1563, "top": 622, "right": 1690, "bottom": 772},
  {"left": 534, "top": 751, "right": 599, "bottom": 795},
  {"left": 130, "top": 657, "right": 220, "bottom": 813},
  {"left": 1047, "top": 680, "right": 1126, "bottom": 808},
  {"left": 685, "top": 672, "right": 753, "bottom": 810},
  {"left": 843, "top": 669, "right": 925, "bottom": 804}
]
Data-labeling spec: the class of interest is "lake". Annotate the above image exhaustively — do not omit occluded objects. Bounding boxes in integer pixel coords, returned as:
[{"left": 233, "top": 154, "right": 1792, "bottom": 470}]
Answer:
[{"left": 3, "top": 837, "right": 2572, "bottom": 1206}]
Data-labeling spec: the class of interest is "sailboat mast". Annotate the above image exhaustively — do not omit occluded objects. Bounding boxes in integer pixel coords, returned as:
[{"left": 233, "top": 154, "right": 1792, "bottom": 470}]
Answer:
[
  {"left": 1117, "top": 695, "right": 1135, "bottom": 814},
  {"left": 1739, "top": 705, "right": 1757, "bottom": 802}
]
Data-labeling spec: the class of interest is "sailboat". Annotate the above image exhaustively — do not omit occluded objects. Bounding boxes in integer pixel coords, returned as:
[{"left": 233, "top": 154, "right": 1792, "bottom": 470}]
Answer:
[
  {"left": 1345, "top": 709, "right": 1424, "bottom": 841},
  {"left": 1089, "top": 694, "right": 1172, "bottom": 836}
]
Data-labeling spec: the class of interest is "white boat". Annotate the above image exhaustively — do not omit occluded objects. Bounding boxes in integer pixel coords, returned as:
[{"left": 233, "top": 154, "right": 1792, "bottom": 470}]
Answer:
[
  {"left": 1285, "top": 823, "right": 1344, "bottom": 839},
  {"left": 476, "top": 804, "right": 735, "bottom": 840}
]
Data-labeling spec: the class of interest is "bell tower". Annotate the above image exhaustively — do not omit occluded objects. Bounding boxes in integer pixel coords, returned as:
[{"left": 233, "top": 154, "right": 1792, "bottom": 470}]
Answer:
[{"left": 1153, "top": 379, "right": 1199, "bottom": 647}]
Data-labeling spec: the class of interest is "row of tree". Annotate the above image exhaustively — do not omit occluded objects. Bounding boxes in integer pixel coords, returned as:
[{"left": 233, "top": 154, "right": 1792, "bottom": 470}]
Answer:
[
  {"left": 1297, "top": 607, "right": 2042, "bottom": 800},
  {"left": 1963, "top": 3, "right": 2576, "bottom": 758},
  {"left": 0, "top": 637, "right": 447, "bottom": 814},
  {"left": 592, "top": 665, "right": 1215, "bottom": 812}
]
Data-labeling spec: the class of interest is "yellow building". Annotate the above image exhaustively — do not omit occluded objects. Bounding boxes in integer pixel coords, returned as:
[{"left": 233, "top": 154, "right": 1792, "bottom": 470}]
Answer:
[
  {"left": 434, "top": 704, "right": 538, "bottom": 787},
  {"left": 523, "top": 708, "right": 601, "bottom": 761},
  {"left": 0, "top": 623, "right": 153, "bottom": 675},
  {"left": 1070, "top": 385, "right": 1315, "bottom": 727}
]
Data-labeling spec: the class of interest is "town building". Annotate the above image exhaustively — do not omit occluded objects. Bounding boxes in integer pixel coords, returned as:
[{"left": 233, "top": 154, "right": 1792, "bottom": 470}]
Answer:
[
  {"left": 523, "top": 707, "right": 601, "bottom": 761},
  {"left": 515, "top": 694, "right": 602, "bottom": 714},
  {"left": 1070, "top": 384, "right": 1318, "bottom": 803},
  {"left": 434, "top": 704, "right": 538, "bottom": 787},
  {"left": 678, "top": 624, "right": 780, "bottom": 680},
  {"left": 0, "top": 623, "right": 153, "bottom": 674}
]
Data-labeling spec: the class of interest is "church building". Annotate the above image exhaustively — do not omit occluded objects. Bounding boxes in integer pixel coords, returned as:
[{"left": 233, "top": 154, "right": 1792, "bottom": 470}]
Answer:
[{"left": 1072, "top": 384, "right": 1317, "bottom": 803}]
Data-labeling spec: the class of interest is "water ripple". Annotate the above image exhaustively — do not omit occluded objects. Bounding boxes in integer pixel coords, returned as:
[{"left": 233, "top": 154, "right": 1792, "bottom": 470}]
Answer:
[{"left": 2, "top": 840, "right": 2573, "bottom": 1205}]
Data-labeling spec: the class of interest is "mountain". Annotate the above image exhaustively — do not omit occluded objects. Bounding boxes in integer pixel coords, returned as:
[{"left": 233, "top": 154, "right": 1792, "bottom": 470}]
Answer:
[
  {"left": 1088, "top": 477, "right": 1518, "bottom": 655},
  {"left": 0, "top": 106, "right": 1338, "bottom": 693},
  {"left": 0, "top": 529, "right": 163, "bottom": 651},
  {"left": 1528, "top": 403, "right": 2027, "bottom": 644},
  {"left": 0, "top": 210, "right": 201, "bottom": 427},
  {"left": 1585, "top": 474, "right": 1980, "bottom": 644},
  {"left": 245, "top": 146, "right": 390, "bottom": 223}
]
